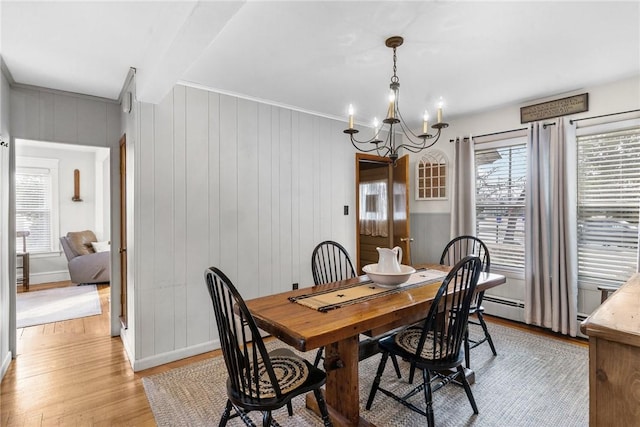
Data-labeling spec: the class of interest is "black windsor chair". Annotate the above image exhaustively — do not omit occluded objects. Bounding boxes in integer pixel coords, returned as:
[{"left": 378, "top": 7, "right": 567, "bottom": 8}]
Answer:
[
  {"left": 205, "top": 267, "right": 332, "bottom": 427},
  {"left": 310, "top": 240, "right": 402, "bottom": 379},
  {"left": 365, "top": 255, "right": 482, "bottom": 426},
  {"left": 440, "top": 235, "right": 496, "bottom": 369}
]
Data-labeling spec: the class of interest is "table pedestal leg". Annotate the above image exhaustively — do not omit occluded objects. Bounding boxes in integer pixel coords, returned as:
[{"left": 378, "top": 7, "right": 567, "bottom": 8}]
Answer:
[{"left": 305, "top": 335, "right": 374, "bottom": 426}]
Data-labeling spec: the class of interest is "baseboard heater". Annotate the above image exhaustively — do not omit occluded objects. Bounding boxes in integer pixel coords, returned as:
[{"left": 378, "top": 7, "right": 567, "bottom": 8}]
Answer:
[
  {"left": 483, "top": 295, "right": 524, "bottom": 308},
  {"left": 483, "top": 295, "right": 590, "bottom": 323}
]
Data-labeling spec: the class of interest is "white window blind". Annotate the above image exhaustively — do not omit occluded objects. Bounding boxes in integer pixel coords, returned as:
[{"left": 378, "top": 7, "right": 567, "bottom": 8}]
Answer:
[
  {"left": 577, "top": 126, "right": 640, "bottom": 288},
  {"left": 475, "top": 140, "right": 527, "bottom": 271},
  {"left": 15, "top": 157, "right": 59, "bottom": 253}
]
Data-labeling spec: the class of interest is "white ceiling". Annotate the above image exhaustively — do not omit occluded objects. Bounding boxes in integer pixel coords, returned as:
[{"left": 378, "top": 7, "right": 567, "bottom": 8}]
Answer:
[{"left": 2, "top": 1, "right": 639, "bottom": 128}]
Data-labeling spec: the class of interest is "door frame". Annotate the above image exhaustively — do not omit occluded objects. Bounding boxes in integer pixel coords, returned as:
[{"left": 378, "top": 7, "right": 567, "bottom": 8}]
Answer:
[
  {"left": 119, "top": 134, "right": 128, "bottom": 329},
  {"left": 355, "top": 153, "right": 411, "bottom": 272}
]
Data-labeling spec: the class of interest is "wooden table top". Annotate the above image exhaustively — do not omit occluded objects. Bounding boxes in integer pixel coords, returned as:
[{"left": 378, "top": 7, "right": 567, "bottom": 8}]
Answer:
[
  {"left": 581, "top": 272, "right": 640, "bottom": 348},
  {"left": 245, "top": 264, "right": 506, "bottom": 352}
]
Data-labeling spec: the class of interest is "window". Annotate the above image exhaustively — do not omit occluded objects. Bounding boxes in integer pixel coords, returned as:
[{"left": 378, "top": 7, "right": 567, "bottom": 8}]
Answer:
[
  {"left": 475, "top": 138, "right": 527, "bottom": 271},
  {"left": 577, "top": 124, "right": 640, "bottom": 288},
  {"left": 416, "top": 150, "right": 447, "bottom": 200},
  {"left": 359, "top": 180, "right": 388, "bottom": 237},
  {"left": 15, "top": 157, "right": 59, "bottom": 253}
]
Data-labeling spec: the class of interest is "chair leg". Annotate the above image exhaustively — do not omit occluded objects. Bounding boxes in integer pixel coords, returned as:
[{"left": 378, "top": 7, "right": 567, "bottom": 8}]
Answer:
[
  {"left": 457, "top": 365, "right": 479, "bottom": 414},
  {"left": 422, "top": 368, "right": 435, "bottom": 427},
  {"left": 314, "top": 347, "right": 324, "bottom": 368},
  {"left": 408, "top": 362, "right": 416, "bottom": 384},
  {"left": 262, "top": 411, "right": 272, "bottom": 427},
  {"left": 477, "top": 312, "right": 497, "bottom": 356},
  {"left": 313, "top": 388, "right": 333, "bottom": 427},
  {"left": 366, "top": 351, "right": 389, "bottom": 410},
  {"left": 286, "top": 402, "right": 293, "bottom": 416},
  {"left": 464, "top": 326, "right": 471, "bottom": 369},
  {"left": 219, "top": 400, "right": 233, "bottom": 427},
  {"left": 390, "top": 354, "right": 402, "bottom": 379}
]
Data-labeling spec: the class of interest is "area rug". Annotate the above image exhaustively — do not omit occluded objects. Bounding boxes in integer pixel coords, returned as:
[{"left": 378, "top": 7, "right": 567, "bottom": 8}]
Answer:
[
  {"left": 143, "top": 322, "right": 588, "bottom": 426},
  {"left": 17, "top": 285, "right": 102, "bottom": 328}
]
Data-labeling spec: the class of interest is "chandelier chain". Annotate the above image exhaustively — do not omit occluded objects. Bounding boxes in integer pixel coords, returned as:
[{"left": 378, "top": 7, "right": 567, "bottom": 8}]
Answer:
[{"left": 391, "top": 47, "right": 399, "bottom": 84}]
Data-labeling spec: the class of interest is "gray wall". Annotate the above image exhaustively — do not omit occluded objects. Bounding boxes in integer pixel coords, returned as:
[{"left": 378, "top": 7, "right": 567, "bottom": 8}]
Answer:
[{"left": 410, "top": 213, "right": 450, "bottom": 265}]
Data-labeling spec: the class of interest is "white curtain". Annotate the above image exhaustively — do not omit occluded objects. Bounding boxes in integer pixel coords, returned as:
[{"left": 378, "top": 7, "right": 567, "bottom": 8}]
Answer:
[
  {"left": 359, "top": 180, "right": 389, "bottom": 237},
  {"left": 450, "top": 136, "right": 476, "bottom": 238},
  {"left": 524, "top": 118, "right": 578, "bottom": 336}
]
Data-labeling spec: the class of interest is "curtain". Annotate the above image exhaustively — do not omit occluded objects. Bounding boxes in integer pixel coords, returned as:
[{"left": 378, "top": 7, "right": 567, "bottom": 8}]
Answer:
[
  {"left": 359, "top": 180, "right": 389, "bottom": 237},
  {"left": 524, "top": 118, "right": 578, "bottom": 336},
  {"left": 450, "top": 136, "right": 476, "bottom": 238}
]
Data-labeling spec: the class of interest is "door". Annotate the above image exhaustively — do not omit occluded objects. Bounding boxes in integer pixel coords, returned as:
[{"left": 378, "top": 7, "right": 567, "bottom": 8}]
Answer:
[
  {"left": 355, "top": 153, "right": 411, "bottom": 272},
  {"left": 392, "top": 154, "right": 411, "bottom": 265},
  {"left": 119, "top": 135, "right": 128, "bottom": 328}
]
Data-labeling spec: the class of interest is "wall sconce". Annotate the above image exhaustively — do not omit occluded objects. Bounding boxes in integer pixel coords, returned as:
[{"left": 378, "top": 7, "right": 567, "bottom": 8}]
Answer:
[{"left": 72, "top": 169, "right": 83, "bottom": 202}]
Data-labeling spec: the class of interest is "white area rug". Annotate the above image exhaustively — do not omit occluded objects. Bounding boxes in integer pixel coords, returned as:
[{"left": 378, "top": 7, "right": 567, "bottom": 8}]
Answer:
[{"left": 17, "top": 285, "right": 102, "bottom": 328}]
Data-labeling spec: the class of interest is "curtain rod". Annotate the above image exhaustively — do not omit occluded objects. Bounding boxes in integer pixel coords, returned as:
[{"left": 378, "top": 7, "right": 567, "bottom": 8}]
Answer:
[
  {"left": 448, "top": 127, "right": 527, "bottom": 142},
  {"left": 569, "top": 109, "right": 640, "bottom": 125}
]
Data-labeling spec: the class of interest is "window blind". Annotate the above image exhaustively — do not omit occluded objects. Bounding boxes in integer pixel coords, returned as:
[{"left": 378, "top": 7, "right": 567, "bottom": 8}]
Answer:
[
  {"left": 475, "top": 142, "right": 527, "bottom": 271},
  {"left": 16, "top": 167, "right": 53, "bottom": 253},
  {"left": 577, "top": 127, "right": 640, "bottom": 288}
]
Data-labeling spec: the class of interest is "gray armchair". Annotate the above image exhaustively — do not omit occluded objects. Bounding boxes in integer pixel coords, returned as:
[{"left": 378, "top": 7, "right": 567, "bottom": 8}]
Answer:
[{"left": 59, "top": 230, "right": 110, "bottom": 285}]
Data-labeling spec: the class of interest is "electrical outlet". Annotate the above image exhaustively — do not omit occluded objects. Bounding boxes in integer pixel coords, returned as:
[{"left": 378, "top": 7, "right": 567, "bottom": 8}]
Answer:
[
  {"left": 344, "top": 205, "right": 349, "bottom": 215},
  {"left": 292, "top": 283, "right": 299, "bottom": 290}
]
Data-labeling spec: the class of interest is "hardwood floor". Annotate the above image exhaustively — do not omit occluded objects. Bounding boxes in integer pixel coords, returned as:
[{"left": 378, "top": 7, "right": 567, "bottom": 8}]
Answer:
[{"left": 2, "top": 283, "right": 586, "bottom": 426}]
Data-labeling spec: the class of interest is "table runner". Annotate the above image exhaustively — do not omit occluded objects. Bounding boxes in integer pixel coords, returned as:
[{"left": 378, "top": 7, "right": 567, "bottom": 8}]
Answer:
[{"left": 290, "top": 269, "right": 448, "bottom": 312}]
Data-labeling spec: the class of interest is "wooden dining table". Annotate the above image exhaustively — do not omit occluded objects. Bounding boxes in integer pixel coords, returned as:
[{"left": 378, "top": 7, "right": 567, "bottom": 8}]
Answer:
[{"left": 244, "top": 263, "right": 506, "bottom": 427}]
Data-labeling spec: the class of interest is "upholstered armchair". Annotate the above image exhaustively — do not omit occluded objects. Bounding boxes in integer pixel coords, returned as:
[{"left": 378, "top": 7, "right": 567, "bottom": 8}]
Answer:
[{"left": 59, "top": 230, "right": 110, "bottom": 285}]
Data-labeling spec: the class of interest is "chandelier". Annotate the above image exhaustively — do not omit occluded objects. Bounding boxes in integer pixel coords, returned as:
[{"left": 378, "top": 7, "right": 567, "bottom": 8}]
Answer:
[{"left": 344, "top": 36, "right": 448, "bottom": 162}]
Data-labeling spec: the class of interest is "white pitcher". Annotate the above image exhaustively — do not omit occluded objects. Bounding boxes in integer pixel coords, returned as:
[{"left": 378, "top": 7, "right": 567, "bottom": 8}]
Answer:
[{"left": 376, "top": 246, "right": 403, "bottom": 273}]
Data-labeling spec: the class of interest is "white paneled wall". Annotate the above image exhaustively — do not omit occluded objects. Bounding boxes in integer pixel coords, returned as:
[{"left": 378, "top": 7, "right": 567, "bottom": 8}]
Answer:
[{"left": 134, "top": 85, "right": 355, "bottom": 367}]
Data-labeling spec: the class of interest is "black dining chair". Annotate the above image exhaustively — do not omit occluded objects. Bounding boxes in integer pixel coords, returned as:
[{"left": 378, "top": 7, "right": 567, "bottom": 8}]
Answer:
[
  {"left": 310, "top": 240, "right": 402, "bottom": 378},
  {"left": 440, "top": 235, "right": 496, "bottom": 369},
  {"left": 366, "top": 255, "right": 482, "bottom": 426},
  {"left": 205, "top": 267, "right": 332, "bottom": 427}
]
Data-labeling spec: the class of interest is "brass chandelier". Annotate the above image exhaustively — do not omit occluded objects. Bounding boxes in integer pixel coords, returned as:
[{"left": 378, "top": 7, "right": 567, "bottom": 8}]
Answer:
[{"left": 344, "top": 36, "right": 448, "bottom": 162}]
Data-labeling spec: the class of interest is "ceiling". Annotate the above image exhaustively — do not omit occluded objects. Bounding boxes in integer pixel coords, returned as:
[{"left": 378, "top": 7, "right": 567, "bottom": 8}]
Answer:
[{"left": 2, "top": 1, "right": 639, "bottom": 128}]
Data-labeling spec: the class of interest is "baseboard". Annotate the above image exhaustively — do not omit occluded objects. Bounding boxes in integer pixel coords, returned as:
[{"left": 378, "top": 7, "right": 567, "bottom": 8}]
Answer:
[
  {"left": 131, "top": 339, "right": 221, "bottom": 372},
  {"left": 28, "top": 270, "right": 70, "bottom": 285}
]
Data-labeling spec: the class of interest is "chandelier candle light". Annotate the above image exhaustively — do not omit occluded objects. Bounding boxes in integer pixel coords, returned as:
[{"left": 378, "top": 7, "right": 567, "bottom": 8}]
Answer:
[{"left": 344, "top": 36, "right": 449, "bottom": 162}]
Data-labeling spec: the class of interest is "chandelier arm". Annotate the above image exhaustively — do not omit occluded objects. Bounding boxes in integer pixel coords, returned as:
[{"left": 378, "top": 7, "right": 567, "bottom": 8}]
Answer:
[
  {"left": 396, "top": 128, "right": 442, "bottom": 153},
  {"left": 348, "top": 134, "right": 391, "bottom": 154},
  {"left": 397, "top": 139, "right": 438, "bottom": 153},
  {"left": 396, "top": 108, "right": 432, "bottom": 143}
]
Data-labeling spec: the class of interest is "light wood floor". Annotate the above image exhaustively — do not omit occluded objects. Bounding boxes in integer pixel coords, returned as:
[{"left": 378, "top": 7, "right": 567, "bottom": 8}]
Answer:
[{"left": 1, "top": 282, "right": 587, "bottom": 426}]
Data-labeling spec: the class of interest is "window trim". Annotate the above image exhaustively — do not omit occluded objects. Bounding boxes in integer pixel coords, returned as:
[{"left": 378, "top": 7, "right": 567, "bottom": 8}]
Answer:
[{"left": 15, "top": 156, "right": 60, "bottom": 254}]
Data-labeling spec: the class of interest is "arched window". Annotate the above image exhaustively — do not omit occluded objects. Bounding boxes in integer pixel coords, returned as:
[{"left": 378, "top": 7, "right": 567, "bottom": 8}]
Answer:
[{"left": 416, "top": 150, "right": 447, "bottom": 200}]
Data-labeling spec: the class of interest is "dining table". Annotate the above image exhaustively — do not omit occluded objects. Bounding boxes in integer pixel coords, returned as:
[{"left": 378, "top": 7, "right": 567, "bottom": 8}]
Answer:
[{"left": 244, "top": 263, "right": 506, "bottom": 427}]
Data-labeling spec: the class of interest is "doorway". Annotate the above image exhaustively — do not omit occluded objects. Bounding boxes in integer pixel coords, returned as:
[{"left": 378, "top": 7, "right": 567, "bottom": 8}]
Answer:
[
  {"left": 355, "top": 153, "right": 411, "bottom": 272},
  {"left": 13, "top": 138, "right": 112, "bottom": 348}
]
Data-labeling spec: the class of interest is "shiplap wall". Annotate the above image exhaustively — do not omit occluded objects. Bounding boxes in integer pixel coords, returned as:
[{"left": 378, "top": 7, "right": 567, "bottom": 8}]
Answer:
[{"left": 133, "top": 85, "right": 356, "bottom": 366}]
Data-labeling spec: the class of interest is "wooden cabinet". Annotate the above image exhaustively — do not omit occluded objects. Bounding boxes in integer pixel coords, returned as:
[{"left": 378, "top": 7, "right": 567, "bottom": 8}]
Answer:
[{"left": 580, "top": 273, "right": 640, "bottom": 426}]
